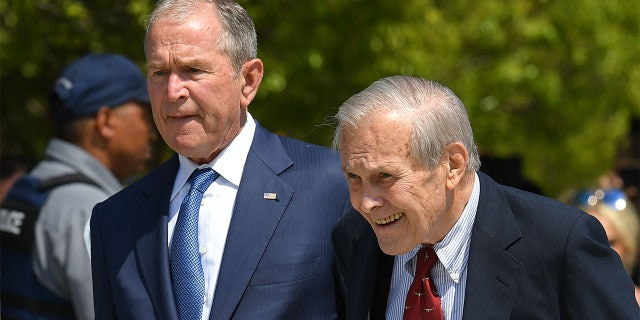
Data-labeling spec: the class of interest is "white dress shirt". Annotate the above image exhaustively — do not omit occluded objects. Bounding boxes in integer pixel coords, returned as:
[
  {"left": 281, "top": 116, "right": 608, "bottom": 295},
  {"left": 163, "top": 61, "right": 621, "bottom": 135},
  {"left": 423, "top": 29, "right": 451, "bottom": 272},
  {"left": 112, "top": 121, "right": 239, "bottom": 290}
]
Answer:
[
  {"left": 386, "top": 173, "right": 480, "bottom": 320},
  {"left": 168, "top": 113, "right": 256, "bottom": 320}
]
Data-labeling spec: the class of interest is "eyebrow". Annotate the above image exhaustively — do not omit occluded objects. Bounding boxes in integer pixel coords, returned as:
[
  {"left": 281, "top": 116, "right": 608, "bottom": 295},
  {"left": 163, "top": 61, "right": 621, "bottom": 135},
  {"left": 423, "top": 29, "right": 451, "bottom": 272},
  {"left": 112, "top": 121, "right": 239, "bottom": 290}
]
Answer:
[
  {"left": 146, "top": 57, "right": 208, "bottom": 69},
  {"left": 145, "top": 60, "right": 165, "bottom": 70}
]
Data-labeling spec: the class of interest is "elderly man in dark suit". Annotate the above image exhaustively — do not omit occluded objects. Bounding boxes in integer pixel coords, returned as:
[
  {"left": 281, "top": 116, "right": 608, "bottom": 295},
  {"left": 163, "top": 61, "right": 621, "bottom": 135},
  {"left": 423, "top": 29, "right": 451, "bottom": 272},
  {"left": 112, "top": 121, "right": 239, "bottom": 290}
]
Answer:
[{"left": 331, "top": 75, "right": 639, "bottom": 319}]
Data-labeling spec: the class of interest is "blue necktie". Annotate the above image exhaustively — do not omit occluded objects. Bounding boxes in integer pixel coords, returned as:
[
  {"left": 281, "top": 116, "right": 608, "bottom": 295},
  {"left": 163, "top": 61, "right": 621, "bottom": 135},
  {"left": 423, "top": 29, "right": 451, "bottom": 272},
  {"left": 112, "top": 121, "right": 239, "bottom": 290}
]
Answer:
[{"left": 171, "top": 168, "right": 219, "bottom": 320}]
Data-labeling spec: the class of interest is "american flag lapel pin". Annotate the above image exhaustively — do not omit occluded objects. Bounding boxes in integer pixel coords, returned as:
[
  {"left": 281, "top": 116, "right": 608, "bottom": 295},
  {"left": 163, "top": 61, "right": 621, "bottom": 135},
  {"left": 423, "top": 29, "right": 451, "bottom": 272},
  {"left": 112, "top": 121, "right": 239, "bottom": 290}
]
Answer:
[{"left": 263, "top": 192, "right": 277, "bottom": 200}]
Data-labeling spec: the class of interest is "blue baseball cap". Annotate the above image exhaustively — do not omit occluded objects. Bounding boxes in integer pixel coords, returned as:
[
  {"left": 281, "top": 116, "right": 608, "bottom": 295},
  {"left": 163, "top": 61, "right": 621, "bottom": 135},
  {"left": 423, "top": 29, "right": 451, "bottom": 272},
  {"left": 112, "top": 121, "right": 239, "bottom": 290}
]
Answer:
[{"left": 50, "top": 53, "right": 150, "bottom": 122}]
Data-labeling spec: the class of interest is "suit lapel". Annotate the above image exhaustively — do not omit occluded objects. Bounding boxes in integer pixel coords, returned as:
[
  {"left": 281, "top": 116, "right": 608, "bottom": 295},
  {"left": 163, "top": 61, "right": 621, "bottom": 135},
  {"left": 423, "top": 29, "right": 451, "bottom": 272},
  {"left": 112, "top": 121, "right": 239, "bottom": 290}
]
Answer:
[
  {"left": 210, "top": 125, "right": 294, "bottom": 320},
  {"left": 463, "top": 173, "right": 525, "bottom": 319},
  {"left": 338, "top": 210, "right": 392, "bottom": 320},
  {"left": 133, "top": 156, "right": 180, "bottom": 320}
]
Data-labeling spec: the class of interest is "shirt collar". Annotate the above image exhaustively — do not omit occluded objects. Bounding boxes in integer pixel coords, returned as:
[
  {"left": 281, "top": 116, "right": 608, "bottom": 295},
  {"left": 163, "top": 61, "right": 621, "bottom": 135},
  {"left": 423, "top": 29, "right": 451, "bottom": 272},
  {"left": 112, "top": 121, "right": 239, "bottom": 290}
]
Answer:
[
  {"left": 401, "top": 172, "right": 480, "bottom": 283},
  {"left": 171, "top": 113, "right": 256, "bottom": 200}
]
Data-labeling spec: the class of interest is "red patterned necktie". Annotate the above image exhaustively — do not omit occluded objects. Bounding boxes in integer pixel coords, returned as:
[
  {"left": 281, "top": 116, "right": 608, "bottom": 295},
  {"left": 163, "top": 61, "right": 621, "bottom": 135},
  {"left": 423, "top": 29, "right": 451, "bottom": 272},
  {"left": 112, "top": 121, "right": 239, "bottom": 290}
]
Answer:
[{"left": 403, "top": 246, "right": 442, "bottom": 320}]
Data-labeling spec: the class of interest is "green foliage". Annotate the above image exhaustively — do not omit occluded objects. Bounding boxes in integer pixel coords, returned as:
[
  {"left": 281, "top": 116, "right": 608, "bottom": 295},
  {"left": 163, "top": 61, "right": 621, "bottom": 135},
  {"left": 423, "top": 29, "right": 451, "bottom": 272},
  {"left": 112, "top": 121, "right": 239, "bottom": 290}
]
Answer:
[{"left": 1, "top": 0, "right": 638, "bottom": 196}]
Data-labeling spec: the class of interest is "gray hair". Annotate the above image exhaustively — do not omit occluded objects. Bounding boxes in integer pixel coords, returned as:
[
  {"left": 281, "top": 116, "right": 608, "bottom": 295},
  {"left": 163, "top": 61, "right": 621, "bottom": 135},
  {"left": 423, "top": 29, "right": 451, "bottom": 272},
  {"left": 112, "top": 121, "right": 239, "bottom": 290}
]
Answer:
[
  {"left": 145, "top": 0, "right": 258, "bottom": 74},
  {"left": 333, "top": 75, "right": 481, "bottom": 171}
]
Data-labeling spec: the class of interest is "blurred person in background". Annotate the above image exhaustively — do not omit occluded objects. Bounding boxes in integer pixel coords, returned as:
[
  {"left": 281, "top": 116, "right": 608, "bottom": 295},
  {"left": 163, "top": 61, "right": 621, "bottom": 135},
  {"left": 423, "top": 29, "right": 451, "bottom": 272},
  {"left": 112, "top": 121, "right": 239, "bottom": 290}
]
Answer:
[
  {"left": 617, "top": 117, "right": 640, "bottom": 211},
  {"left": 574, "top": 188, "right": 640, "bottom": 305},
  {"left": 590, "top": 116, "right": 640, "bottom": 285},
  {"left": 0, "top": 53, "right": 156, "bottom": 319},
  {"left": 0, "top": 153, "right": 36, "bottom": 202}
]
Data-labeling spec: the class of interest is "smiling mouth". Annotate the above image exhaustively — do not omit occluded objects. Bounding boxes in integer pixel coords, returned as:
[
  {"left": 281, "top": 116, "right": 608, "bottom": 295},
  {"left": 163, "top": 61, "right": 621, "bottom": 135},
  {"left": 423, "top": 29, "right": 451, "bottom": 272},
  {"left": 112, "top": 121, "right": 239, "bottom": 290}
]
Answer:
[{"left": 373, "top": 212, "right": 405, "bottom": 225}]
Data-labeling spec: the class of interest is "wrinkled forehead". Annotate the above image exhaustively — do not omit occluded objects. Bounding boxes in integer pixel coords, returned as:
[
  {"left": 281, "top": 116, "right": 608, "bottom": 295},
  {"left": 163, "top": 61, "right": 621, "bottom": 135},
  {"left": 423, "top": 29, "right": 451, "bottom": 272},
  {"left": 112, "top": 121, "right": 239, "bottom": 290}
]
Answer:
[
  {"left": 339, "top": 116, "right": 413, "bottom": 167},
  {"left": 339, "top": 110, "right": 412, "bottom": 146}
]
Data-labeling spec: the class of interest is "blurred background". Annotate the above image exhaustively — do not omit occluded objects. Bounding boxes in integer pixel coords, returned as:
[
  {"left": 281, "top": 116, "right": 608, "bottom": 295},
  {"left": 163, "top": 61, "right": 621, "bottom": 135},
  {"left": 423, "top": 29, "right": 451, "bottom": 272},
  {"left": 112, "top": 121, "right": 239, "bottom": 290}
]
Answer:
[{"left": 1, "top": 0, "right": 639, "bottom": 198}]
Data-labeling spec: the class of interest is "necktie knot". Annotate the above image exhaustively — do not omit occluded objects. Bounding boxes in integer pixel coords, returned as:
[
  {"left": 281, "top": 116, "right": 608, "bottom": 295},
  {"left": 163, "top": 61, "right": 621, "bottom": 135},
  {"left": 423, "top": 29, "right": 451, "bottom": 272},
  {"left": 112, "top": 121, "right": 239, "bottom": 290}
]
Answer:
[
  {"left": 416, "top": 246, "right": 437, "bottom": 276},
  {"left": 190, "top": 168, "right": 219, "bottom": 193}
]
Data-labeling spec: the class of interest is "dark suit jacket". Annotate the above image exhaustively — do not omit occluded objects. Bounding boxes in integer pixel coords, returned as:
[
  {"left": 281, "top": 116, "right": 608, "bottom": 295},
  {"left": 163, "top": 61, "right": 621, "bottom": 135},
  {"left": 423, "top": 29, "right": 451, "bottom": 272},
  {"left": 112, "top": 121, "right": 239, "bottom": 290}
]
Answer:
[
  {"left": 333, "top": 172, "right": 640, "bottom": 319},
  {"left": 91, "top": 123, "right": 351, "bottom": 319}
]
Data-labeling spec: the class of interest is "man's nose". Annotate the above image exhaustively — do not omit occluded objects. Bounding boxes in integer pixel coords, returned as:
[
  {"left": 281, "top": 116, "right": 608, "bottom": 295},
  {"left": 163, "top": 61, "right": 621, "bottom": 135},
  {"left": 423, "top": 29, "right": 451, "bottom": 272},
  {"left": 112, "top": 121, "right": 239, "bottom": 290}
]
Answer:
[
  {"left": 358, "top": 187, "right": 383, "bottom": 215},
  {"left": 166, "top": 73, "right": 188, "bottom": 102}
]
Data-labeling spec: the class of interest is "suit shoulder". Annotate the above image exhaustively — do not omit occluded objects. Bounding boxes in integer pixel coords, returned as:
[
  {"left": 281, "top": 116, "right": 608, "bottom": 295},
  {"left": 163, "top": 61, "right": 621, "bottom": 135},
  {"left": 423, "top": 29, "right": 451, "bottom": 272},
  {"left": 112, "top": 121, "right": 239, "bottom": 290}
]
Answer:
[
  {"left": 502, "top": 185, "right": 585, "bottom": 219},
  {"left": 477, "top": 173, "right": 588, "bottom": 241},
  {"left": 496, "top": 183, "right": 590, "bottom": 240},
  {"left": 278, "top": 136, "right": 340, "bottom": 164},
  {"left": 278, "top": 136, "right": 336, "bottom": 153},
  {"left": 94, "top": 157, "right": 177, "bottom": 217}
]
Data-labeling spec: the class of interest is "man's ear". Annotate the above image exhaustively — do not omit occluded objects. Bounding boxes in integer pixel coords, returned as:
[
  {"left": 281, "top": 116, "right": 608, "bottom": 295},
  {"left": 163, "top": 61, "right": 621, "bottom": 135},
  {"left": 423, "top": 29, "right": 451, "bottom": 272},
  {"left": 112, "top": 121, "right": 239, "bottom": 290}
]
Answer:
[
  {"left": 444, "top": 142, "right": 468, "bottom": 190},
  {"left": 240, "top": 58, "right": 264, "bottom": 108},
  {"left": 94, "top": 106, "right": 115, "bottom": 139}
]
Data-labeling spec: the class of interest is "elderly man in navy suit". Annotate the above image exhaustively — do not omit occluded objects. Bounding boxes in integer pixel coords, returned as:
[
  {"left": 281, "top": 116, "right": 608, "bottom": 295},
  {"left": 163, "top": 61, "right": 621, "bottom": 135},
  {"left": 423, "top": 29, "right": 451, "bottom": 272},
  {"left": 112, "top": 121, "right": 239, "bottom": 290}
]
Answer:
[
  {"left": 331, "top": 75, "right": 639, "bottom": 319},
  {"left": 90, "top": 0, "right": 350, "bottom": 319}
]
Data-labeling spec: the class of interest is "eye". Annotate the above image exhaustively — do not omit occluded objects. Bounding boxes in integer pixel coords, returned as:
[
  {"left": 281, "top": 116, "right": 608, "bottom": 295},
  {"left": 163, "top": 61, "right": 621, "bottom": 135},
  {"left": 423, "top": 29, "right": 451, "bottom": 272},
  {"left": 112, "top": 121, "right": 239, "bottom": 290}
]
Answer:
[
  {"left": 345, "top": 172, "right": 362, "bottom": 190},
  {"left": 375, "top": 172, "right": 397, "bottom": 187},
  {"left": 379, "top": 172, "right": 393, "bottom": 179},
  {"left": 151, "top": 69, "right": 168, "bottom": 77},
  {"left": 188, "top": 67, "right": 205, "bottom": 74},
  {"left": 346, "top": 172, "right": 360, "bottom": 180}
]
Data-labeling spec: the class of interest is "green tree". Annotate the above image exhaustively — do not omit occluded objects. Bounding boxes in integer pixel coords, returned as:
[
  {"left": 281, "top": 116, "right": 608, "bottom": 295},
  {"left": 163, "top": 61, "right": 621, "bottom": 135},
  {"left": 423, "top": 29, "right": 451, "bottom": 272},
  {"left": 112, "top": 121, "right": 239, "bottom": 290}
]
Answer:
[{"left": 2, "top": 0, "right": 638, "bottom": 197}]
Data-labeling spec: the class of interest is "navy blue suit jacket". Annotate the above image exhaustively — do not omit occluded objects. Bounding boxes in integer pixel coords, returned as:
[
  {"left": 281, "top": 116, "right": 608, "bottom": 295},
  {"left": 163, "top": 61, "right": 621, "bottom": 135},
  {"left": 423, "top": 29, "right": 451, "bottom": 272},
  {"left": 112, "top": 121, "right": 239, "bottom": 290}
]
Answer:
[
  {"left": 332, "top": 172, "right": 640, "bottom": 319},
  {"left": 91, "top": 123, "right": 351, "bottom": 319}
]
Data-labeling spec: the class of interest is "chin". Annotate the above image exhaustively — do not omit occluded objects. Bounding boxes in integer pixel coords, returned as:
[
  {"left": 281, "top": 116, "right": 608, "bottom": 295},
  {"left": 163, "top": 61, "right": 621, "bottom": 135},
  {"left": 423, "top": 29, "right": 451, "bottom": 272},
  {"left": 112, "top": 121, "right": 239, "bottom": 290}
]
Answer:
[
  {"left": 376, "top": 237, "right": 413, "bottom": 256},
  {"left": 171, "top": 139, "right": 206, "bottom": 157}
]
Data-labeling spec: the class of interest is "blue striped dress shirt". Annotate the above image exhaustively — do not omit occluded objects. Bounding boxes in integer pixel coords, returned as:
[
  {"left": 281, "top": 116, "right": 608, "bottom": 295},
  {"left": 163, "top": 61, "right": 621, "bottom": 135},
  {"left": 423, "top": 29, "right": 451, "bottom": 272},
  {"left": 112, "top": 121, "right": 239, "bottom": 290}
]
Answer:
[{"left": 386, "top": 173, "right": 480, "bottom": 320}]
